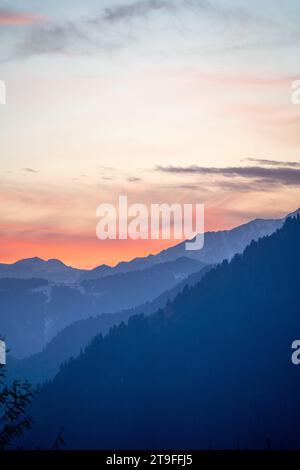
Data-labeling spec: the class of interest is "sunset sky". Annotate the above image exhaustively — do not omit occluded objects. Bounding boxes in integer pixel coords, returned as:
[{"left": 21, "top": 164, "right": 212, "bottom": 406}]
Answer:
[{"left": 0, "top": 0, "right": 300, "bottom": 268}]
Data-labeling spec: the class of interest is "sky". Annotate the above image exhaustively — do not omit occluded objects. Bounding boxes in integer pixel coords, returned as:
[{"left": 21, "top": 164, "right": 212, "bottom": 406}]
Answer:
[{"left": 0, "top": 0, "right": 300, "bottom": 268}]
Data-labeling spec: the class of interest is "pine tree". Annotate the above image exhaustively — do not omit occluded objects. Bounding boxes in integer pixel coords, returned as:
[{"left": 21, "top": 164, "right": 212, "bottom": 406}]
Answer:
[{"left": 0, "top": 350, "right": 36, "bottom": 450}]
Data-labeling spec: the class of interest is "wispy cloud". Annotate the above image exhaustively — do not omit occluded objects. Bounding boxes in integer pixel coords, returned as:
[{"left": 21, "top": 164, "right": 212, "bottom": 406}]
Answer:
[
  {"left": 245, "top": 158, "right": 300, "bottom": 168},
  {"left": 12, "top": 0, "right": 263, "bottom": 58},
  {"left": 127, "top": 176, "right": 142, "bottom": 182},
  {"left": 17, "top": 20, "right": 97, "bottom": 56},
  {"left": 156, "top": 164, "right": 300, "bottom": 187},
  {"left": 185, "top": 0, "right": 258, "bottom": 24},
  {"left": 103, "top": 0, "right": 175, "bottom": 23},
  {"left": 23, "top": 167, "right": 38, "bottom": 173},
  {"left": 0, "top": 8, "right": 43, "bottom": 25},
  {"left": 13, "top": 1, "right": 175, "bottom": 58}
]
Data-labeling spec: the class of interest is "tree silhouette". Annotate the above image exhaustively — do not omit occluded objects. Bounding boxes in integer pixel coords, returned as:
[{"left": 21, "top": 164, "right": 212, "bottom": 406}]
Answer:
[{"left": 0, "top": 344, "right": 36, "bottom": 450}]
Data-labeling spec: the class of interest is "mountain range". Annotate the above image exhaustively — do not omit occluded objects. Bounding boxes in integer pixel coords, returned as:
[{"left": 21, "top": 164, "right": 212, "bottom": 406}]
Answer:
[
  {"left": 7, "top": 264, "right": 212, "bottom": 385},
  {"left": 0, "top": 257, "right": 204, "bottom": 358},
  {"left": 1, "top": 208, "right": 299, "bottom": 360},
  {"left": 21, "top": 215, "right": 300, "bottom": 449},
  {"left": 2, "top": 209, "right": 298, "bottom": 283}
]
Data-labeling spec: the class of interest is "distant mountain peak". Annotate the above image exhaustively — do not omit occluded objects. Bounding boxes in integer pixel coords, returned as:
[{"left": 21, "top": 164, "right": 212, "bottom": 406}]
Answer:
[
  {"left": 46, "top": 258, "right": 67, "bottom": 266},
  {"left": 14, "top": 257, "right": 45, "bottom": 266}
]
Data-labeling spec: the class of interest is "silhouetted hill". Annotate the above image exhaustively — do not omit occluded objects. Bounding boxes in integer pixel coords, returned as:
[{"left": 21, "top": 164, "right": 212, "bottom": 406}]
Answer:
[
  {"left": 1, "top": 257, "right": 205, "bottom": 358},
  {"left": 0, "top": 257, "right": 86, "bottom": 283},
  {"left": 7, "top": 264, "right": 212, "bottom": 384},
  {"left": 24, "top": 216, "right": 300, "bottom": 449},
  {"left": 81, "top": 257, "right": 205, "bottom": 310},
  {"left": 0, "top": 279, "right": 94, "bottom": 357}
]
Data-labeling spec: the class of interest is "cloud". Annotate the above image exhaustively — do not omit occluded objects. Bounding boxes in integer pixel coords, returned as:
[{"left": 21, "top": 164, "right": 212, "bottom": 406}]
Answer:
[
  {"left": 185, "top": 0, "right": 257, "bottom": 24},
  {"left": 18, "top": 21, "right": 94, "bottom": 56},
  {"left": 12, "top": 0, "right": 261, "bottom": 58},
  {"left": 156, "top": 164, "right": 300, "bottom": 187},
  {"left": 127, "top": 176, "right": 142, "bottom": 182},
  {"left": 0, "top": 8, "right": 43, "bottom": 25},
  {"left": 15, "top": 16, "right": 123, "bottom": 57},
  {"left": 103, "top": 0, "right": 175, "bottom": 23},
  {"left": 245, "top": 158, "right": 300, "bottom": 168},
  {"left": 216, "top": 179, "right": 280, "bottom": 193},
  {"left": 23, "top": 167, "right": 38, "bottom": 173},
  {"left": 178, "top": 183, "right": 203, "bottom": 191},
  {"left": 14, "top": 1, "right": 175, "bottom": 58}
]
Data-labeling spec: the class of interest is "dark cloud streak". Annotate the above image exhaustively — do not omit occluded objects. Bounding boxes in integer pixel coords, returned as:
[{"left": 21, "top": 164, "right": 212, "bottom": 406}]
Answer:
[
  {"left": 156, "top": 164, "right": 300, "bottom": 187},
  {"left": 103, "top": 0, "right": 174, "bottom": 23},
  {"left": 23, "top": 167, "right": 38, "bottom": 173},
  {"left": 245, "top": 158, "right": 300, "bottom": 168},
  {"left": 18, "top": 22, "right": 90, "bottom": 56},
  {"left": 127, "top": 176, "right": 142, "bottom": 182}
]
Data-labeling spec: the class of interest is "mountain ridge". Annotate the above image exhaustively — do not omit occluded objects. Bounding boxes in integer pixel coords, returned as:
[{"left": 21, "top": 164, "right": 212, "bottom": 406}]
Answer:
[
  {"left": 1, "top": 207, "right": 298, "bottom": 282},
  {"left": 22, "top": 215, "right": 300, "bottom": 449}
]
